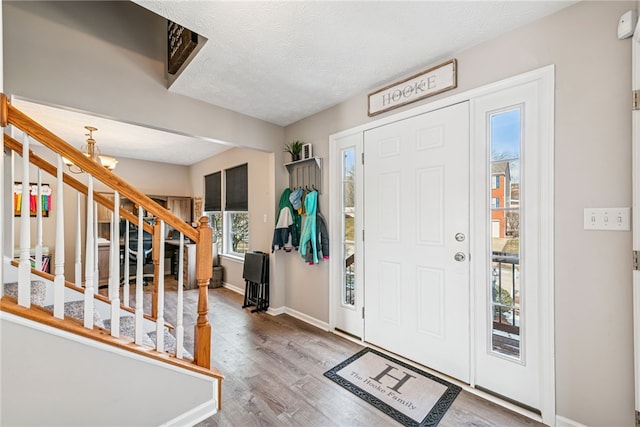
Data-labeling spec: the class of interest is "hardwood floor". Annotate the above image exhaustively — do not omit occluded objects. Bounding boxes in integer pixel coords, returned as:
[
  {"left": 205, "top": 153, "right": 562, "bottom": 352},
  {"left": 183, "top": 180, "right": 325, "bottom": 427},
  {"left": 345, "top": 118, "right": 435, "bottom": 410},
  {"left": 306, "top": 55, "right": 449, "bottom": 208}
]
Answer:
[{"left": 158, "top": 286, "right": 545, "bottom": 427}]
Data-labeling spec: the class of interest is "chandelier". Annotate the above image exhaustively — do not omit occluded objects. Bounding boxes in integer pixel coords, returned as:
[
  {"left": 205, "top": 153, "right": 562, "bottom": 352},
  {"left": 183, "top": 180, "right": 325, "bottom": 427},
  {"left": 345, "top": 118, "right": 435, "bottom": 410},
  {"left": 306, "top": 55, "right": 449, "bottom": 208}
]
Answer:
[{"left": 63, "top": 126, "right": 118, "bottom": 173}]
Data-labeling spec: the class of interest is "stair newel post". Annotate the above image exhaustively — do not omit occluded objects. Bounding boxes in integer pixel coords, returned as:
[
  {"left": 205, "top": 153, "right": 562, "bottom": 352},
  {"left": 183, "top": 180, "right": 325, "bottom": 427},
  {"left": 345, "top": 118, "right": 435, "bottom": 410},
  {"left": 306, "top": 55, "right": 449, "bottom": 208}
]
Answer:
[
  {"left": 84, "top": 175, "right": 95, "bottom": 329},
  {"left": 35, "top": 169, "right": 43, "bottom": 271},
  {"left": 155, "top": 220, "right": 165, "bottom": 353},
  {"left": 123, "top": 219, "right": 130, "bottom": 307},
  {"left": 134, "top": 207, "right": 144, "bottom": 345},
  {"left": 194, "top": 216, "right": 212, "bottom": 368},
  {"left": 17, "top": 134, "right": 31, "bottom": 307},
  {"left": 110, "top": 191, "right": 121, "bottom": 337},
  {"left": 75, "top": 192, "right": 82, "bottom": 288},
  {"left": 176, "top": 232, "right": 185, "bottom": 359},
  {"left": 53, "top": 155, "right": 65, "bottom": 319}
]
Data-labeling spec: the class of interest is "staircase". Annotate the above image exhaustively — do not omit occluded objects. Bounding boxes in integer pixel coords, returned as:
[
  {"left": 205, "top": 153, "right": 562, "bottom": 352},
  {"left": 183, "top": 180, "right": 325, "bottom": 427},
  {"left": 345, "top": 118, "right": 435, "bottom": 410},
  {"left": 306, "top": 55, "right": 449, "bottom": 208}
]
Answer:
[{"left": 0, "top": 94, "right": 223, "bottom": 426}]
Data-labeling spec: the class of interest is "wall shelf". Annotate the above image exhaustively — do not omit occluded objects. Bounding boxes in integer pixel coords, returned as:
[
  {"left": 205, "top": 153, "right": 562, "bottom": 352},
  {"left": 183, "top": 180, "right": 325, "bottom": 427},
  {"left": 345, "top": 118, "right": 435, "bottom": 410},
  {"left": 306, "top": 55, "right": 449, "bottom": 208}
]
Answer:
[{"left": 285, "top": 157, "right": 322, "bottom": 193}]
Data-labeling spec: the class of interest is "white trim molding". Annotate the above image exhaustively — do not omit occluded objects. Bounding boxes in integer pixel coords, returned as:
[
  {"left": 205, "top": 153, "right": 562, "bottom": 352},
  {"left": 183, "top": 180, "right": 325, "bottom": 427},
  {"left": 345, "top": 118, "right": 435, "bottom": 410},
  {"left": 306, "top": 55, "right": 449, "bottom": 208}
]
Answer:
[
  {"left": 328, "top": 64, "right": 555, "bottom": 425},
  {"left": 556, "top": 415, "right": 588, "bottom": 427}
]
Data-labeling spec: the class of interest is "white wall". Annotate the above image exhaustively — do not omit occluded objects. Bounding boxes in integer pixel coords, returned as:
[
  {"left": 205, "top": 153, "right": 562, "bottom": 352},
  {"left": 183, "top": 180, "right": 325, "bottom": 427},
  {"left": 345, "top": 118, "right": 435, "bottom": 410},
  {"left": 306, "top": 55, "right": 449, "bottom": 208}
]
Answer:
[
  {"left": 283, "top": 1, "right": 636, "bottom": 425},
  {"left": 1, "top": 314, "right": 218, "bottom": 426}
]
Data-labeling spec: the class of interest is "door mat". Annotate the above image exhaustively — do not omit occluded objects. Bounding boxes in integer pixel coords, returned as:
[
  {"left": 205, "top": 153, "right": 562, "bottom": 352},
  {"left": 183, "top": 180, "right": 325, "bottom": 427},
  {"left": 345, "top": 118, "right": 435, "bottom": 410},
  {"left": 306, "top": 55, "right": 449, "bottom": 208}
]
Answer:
[{"left": 324, "top": 347, "right": 460, "bottom": 426}]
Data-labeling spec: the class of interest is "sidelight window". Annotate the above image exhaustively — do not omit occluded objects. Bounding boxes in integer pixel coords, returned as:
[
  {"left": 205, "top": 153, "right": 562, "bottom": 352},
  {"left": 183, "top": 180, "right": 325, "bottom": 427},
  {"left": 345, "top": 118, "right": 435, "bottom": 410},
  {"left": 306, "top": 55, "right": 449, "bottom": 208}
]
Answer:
[
  {"left": 342, "top": 147, "right": 356, "bottom": 306},
  {"left": 489, "top": 107, "right": 522, "bottom": 359}
]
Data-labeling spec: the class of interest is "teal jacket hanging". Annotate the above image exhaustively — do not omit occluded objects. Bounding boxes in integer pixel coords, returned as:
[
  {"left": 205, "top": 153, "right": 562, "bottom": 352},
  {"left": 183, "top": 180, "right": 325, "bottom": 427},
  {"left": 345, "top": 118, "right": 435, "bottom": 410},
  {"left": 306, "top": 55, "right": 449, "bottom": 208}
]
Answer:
[{"left": 298, "top": 190, "right": 319, "bottom": 264}]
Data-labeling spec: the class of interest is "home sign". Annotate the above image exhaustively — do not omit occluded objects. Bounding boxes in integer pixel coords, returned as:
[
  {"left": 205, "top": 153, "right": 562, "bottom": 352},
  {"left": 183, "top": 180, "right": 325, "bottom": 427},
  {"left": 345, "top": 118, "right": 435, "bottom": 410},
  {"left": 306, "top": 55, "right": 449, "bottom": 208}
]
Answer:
[{"left": 368, "top": 59, "right": 457, "bottom": 117}]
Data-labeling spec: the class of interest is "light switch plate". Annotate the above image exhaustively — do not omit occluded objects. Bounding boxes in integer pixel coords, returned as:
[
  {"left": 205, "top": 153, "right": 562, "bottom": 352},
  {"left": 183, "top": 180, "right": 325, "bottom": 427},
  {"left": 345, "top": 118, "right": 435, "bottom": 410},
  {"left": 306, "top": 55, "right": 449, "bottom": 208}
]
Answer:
[{"left": 584, "top": 207, "right": 631, "bottom": 231}]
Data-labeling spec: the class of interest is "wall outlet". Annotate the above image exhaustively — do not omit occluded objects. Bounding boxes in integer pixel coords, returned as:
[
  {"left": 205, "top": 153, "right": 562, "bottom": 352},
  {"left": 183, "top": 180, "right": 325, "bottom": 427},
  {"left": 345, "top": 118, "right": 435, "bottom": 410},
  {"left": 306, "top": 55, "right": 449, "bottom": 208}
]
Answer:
[{"left": 583, "top": 207, "right": 631, "bottom": 231}]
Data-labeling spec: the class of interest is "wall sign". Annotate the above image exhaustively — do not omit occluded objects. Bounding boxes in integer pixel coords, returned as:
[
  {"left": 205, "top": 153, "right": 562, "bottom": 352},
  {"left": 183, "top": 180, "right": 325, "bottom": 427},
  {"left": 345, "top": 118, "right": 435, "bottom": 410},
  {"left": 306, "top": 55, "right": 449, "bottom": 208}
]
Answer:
[
  {"left": 168, "top": 20, "right": 198, "bottom": 75},
  {"left": 368, "top": 59, "right": 457, "bottom": 117}
]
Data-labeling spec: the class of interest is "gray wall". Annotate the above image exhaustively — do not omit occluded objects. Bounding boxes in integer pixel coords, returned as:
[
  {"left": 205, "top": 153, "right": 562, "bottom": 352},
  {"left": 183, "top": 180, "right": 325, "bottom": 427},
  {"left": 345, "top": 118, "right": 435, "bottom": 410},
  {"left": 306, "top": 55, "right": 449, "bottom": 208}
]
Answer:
[{"left": 283, "top": 1, "right": 636, "bottom": 425}]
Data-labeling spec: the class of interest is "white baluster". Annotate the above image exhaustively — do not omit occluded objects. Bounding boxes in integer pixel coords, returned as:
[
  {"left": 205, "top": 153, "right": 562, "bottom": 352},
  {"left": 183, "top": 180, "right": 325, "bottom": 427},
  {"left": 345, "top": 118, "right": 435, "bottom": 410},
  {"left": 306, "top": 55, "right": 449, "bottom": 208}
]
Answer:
[
  {"left": 110, "top": 192, "right": 120, "bottom": 337},
  {"left": 123, "top": 219, "right": 130, "bottom": 307},
  {"left": 94, "top": 201, "right": 98, "bottom": 295},
  {"left": 176, "top": 232, "right": 185, "bottom": 359},
  {"left": 156, "top": 220, "right": 165, "bottom": 353},
  {"left": 75, "top": 192, "right": 82, "bottom": 288},
  {"left": 34, "top": 169, "right": 42, "bottom": 271},
  {"left": 53, "top": 155, "right": 65, "bottom": 319},
  {"left": 84, "top": 176, "right": 95, "bottom": 329},
  {"left": 134, "top": 207, "right": 144, "bottom": 345},
  {"left": 17, "top": 135, "right": 31, "bottom": 307}
]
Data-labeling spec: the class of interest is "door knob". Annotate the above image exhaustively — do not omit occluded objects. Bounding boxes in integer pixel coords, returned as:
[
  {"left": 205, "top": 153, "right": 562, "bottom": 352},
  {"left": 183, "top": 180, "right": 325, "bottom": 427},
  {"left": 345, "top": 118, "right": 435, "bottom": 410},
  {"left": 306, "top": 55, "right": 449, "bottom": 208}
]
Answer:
[
  {"left": 455, "top": 233, "right": 465, "bottom": 242},
  {"left": 454, "top": 252, "right": 466, "bottom": 262}
]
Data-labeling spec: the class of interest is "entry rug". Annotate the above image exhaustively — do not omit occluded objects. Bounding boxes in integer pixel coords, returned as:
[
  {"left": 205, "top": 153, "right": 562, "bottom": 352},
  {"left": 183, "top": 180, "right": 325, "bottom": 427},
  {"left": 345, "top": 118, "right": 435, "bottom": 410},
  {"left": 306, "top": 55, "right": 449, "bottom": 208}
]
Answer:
[{"left": 324, "top": 348, "right": 461, "bottom": 426}]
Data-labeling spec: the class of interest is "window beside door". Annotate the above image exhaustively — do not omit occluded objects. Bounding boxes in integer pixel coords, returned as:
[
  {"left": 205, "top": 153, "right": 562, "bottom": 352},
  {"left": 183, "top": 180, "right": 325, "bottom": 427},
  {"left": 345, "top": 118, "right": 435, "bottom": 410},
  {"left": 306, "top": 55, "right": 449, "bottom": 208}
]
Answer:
[
  {"left": 342, "top": 147, "right": 356, "bottom": 306},
  {"left": 489, "top": 107, "right": 522, "bottom": 359}
]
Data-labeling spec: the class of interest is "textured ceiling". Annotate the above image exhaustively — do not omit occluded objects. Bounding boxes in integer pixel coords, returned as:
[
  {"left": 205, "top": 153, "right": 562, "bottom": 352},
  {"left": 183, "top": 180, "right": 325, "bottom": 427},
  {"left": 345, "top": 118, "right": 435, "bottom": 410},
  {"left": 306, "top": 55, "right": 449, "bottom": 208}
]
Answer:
[
  {"left": 14, "top": 1, "right": 578, "bottom": 166},
  {"left": 11, "top": 97, "right": 232, "bottom": 166},
  {"left": 135, "top": 0, "right": 577, "bottom": 126}
]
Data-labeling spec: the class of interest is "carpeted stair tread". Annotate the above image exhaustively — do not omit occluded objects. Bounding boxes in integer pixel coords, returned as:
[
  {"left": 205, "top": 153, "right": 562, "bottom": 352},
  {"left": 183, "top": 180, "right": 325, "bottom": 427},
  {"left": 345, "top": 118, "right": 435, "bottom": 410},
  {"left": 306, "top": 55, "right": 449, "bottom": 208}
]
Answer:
[
  {"left": 103, "top": 316, "right": 155, "bottom": 348},
  {"left": 147, "top": 330, "right": 193, "bottom": 360},
  {"left": 44, "top": 300, "right": 106, "bottom": 329},
  {"left": 4, "top": 281, "right": 47, "bottom": 306},
  {"left": 102, "top": 316, "right": 192, "bottom": 359}
]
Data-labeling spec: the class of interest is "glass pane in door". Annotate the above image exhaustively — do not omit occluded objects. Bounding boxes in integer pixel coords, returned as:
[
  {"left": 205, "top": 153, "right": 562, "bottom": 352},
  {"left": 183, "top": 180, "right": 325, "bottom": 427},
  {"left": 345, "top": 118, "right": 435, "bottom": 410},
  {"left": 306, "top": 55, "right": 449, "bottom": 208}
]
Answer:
[
  {"left": 489, "top": 108, "right": 522, "bottom": 359},
  {"left": 342, "top": 147, "right": 356, "bottom": 306}
]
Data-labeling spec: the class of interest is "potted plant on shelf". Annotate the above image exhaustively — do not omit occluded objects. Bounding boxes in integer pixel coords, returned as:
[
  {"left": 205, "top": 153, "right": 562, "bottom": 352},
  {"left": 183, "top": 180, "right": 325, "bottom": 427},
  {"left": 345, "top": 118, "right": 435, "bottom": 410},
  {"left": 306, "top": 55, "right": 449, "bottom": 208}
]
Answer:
[{"left": 284, "top": 140, "right": 303, "bottom": 162}]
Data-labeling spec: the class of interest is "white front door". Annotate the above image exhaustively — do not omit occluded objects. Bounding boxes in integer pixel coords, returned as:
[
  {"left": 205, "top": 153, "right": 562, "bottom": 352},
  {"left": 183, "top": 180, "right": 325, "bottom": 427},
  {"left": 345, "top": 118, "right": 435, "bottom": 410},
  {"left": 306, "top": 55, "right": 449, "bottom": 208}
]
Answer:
[{"left": 363, "top": 102, "right": 470, "bottom": 382}]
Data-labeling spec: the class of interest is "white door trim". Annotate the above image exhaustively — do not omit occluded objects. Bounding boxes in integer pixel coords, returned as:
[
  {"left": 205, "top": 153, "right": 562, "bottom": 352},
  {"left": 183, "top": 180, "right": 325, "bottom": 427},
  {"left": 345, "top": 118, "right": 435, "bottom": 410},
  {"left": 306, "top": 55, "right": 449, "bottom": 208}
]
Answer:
[
  {"left": 328, "top": 64, "right": 555, "bottom": 425},
  {"left": 631, "top": 13, "right": 640, "bottom": 418}
]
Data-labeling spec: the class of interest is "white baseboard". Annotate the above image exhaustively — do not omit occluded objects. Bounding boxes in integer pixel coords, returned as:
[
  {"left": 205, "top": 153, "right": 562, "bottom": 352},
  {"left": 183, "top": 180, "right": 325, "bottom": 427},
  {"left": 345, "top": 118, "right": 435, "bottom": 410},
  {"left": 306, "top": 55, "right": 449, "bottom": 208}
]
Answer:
[
  {"left": 161, "top": 398, "right": 217, "bottom": 427},
  {"left": 267, "top": 306, "right": 285, "bottom": 316},
  {"left": 221, "top": 282, "right": 244, "bottom": 295},
  {"left": 218, "top": 283, "right": 328, "bottom": 332},
  {"left": 277, "top": 306, "right": 329, "bottom": 331},
  {"left": 556, "top": 415, "right": 587, "bottom": 427}
]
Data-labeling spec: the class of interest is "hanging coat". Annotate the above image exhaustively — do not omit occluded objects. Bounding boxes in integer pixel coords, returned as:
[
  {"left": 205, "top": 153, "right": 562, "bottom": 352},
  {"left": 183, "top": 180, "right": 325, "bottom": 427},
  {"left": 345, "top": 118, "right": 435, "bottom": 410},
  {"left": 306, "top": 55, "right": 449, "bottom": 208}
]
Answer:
[
  {"left": 304, "top": 213, "right": 329, "bottom": 264},
  {"left": 299, "top": 190, "right": 320, "bottom": 264},
  {"left": 272, "top": 188, "right": 300, "bottom": 252}
]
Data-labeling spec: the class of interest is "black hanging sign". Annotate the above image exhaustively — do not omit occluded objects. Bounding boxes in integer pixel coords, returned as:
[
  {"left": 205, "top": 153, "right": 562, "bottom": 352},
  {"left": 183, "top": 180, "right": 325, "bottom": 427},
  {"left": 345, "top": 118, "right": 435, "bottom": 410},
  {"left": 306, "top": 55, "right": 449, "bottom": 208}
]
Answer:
[{"left": 168, "top": 21, "right": 198, "bottom": 75}]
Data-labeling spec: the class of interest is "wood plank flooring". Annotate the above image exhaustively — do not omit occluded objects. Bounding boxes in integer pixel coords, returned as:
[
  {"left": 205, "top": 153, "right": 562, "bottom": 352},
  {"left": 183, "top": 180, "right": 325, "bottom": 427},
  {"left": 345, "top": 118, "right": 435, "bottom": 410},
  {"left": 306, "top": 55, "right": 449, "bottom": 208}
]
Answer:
[{"left": 160, "top": 286, "right": 545, "bottom": 427}]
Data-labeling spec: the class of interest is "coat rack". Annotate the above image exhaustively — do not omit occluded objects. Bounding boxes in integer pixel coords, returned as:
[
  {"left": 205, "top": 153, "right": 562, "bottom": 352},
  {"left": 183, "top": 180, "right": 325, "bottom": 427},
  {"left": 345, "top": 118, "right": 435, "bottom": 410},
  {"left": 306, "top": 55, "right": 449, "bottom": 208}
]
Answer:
[{"left": 285, "top": 157, "right": 322, "bottom": 193}]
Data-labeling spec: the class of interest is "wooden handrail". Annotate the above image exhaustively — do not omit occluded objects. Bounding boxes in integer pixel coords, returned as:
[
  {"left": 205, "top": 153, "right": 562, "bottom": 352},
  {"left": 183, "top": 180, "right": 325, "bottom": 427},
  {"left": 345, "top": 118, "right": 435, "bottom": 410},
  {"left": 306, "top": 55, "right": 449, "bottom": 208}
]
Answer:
[
  {"left": 0, "top": 94, "right": 198, "bottom": 242},
  {"left": 3, "top": 134, "right": 153, "bottom": 234},
  {"left": 2, "top": 93, "right": 214, "bottom": 375}
]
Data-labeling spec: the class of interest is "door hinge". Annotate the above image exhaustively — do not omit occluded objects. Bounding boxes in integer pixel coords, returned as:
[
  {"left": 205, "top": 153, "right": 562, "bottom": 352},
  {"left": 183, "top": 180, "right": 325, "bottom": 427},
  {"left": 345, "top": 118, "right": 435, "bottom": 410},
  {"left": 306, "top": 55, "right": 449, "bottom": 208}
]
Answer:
[
  {"left": 361, "top": 152, "right": 365, "bottom": 165},
  {"left": 362, "top": 229, "right": 365, "bottom": 242},
  {"left": 634, "top": 250, "right": 640, "bottom": 270},
  {"left": 362, "top": 307, "right": 365, "bottom": 319},
  {"left": 633, "top": 90, "right": 640, "bottom": 111}
]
